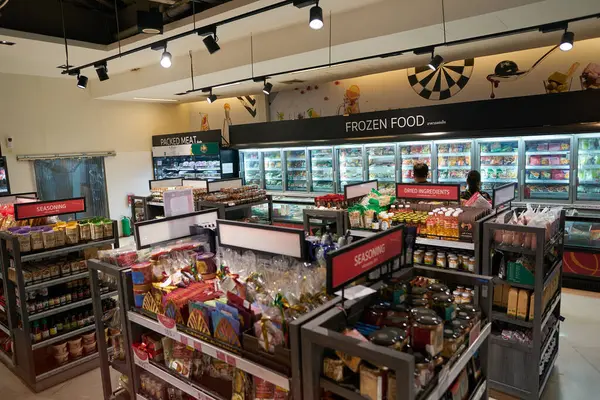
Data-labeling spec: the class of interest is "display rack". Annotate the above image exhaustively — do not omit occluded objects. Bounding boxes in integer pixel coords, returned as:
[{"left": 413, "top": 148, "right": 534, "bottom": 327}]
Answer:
[
  {"left": 301, "top": 226, "right": 493, "bottom": 400},
  {"left": 196, "top": 195, "right": 273, "bottom": 221},
  {"left": 0, "top": 215, "right": 120, "bottom": 391},
  {"left": 303, "top": 208, "right": 348, "bottom": 236},
  {"left": 130, "top": 195, "right": 151, "bottom": 225},
  {"left": 482, "top": 208, "right": 565, "bottom": 399}
]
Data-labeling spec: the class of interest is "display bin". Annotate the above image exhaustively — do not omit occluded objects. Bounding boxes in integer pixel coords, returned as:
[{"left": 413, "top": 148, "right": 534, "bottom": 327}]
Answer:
[
  {"left": 481, "top": 208, "right": 564, "bottom": 400},
  {"left": 303, "top": 208, "right": 349, "bottom": 237},
  {"left": 562, "top": 209, "right": 600, "bottom": 292},
  {"left": 196, "top": 195, "right": 273, "bottom": 221},
  {"left": 301, "top": 266, "right": 493, "bottom": 400}
]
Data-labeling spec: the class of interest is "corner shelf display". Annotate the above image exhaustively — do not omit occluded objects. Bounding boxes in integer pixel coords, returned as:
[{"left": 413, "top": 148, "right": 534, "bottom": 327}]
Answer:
[
  {"left": 478, "top": 139, "right": 519, "bottom": 200},
  {"left": 523, "top": 136, "right": 571, "bottom": 201},
  {"left": 310, "top": 147, "right": 335, "bottom": 193},
  {"left": 482, "top": 208, "right": 564, "bottom": 399},
  {"left": 399, "top": 142, "right": 432, "bottom": 182},
  {"left": 263, "top": 149, "right": 283, "bottom": 191},
  {"left": 436, "top": 140, "right": 472, "bottom": 191},
  {"left": 0, "top": 218, "right": 120, "bottom": 392},
  {"left": 576, "top": 136, "right": 600, "bottom": 201},
  {"left": 240, "top": 150, "right": 261, "bottom": 186},
  {"left": 285, "top": 147, "right": 308, "bottom": 192},
  {"left": 271, "top": 196, "right": 315, "bottom": 226},
  {"left": 338, "top": 145, "right": 364, "bottom": 191},
  {"left": 562, "top": 209, "right": 600, "bottom": 292},
  {"left": 366, "top": 143, "right": 396, "bottom": 191}
]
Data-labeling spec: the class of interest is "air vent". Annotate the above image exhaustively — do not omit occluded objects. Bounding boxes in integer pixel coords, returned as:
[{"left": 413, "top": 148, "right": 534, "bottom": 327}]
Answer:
[{"left": 280, "top": 79, "right": 305, "bottom": 84}]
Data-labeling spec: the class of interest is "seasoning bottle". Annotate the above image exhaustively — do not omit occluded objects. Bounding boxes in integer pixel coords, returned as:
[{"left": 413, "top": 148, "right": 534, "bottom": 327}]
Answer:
[
  {"left": 32, "top": 321, "right": 42, "bottom": 343},
  {"left": 49, "top": 320, "right": 58, "bottom": 337},
  {"left": 71, "top": 315, "right": 78, "bottom": 330},
  {"left": 41, "top": 319, "right": 50, "bottom": 340},
  {"left": 78, "top": 313, "right": 85, "bottom": 328},
  {"left": 64, "top": 316, "right": 71, "bottom": 332},
  {"left": 56, "top": 319, "right": 64, "bottom": 333},
  {"left": 371, "top": 214, "right": 380, "bottom": 230}
]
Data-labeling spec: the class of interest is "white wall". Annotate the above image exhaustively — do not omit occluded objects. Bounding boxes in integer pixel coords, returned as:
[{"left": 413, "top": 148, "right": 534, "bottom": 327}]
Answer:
[{"left": 0, "top": 73, "right": 188, "bottom": 231}]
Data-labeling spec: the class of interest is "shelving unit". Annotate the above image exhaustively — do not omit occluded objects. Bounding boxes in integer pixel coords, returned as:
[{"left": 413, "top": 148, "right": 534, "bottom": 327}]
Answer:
[
  {"left": 0, "top": 221, "right": 120, "bottom": 392},
  {"left": 196, "top": 196, "right": 273, "bottom": 221},
  {"left": 482, "top": 208, "right": 565, "bottom": 400},
  {"left": 130, "top": 195, "right": 151, "bottom": 226}
]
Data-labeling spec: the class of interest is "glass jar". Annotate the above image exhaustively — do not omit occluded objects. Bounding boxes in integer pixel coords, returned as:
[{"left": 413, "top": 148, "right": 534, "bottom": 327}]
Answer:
[
  {"left": 427, "top": 283, "right": 449, "bottom": 294},
  {"left": 468, "top": 257, "right": 476, "bottom": 272},
  {"left": 448, "top": 255, "right": 459, "bottom": 270},
  {"left": 383, "top": 314, "right": 410, "bottom": 330},
  {"left": 441, "top": 327, "right": 465, "bottom": 358},
  {"left": 369, "top": 327, "right": 409, "bottom": 351},
  {"left": 413, "top": 352, "right": 434, "bottom": 394},
  {"left": 457, "top": 303, "right": 481, "bottom": 322},
  {"left": 413, "top": 250, "right": 424, "bottom": 264},
  {"left": 456, "top": 310, "right": 475, "bottom": 332},
  {"left": 424, "top": 251, "right": 435, "bottom": 265},
  {"left": 461, "top": 292, "right": 472, "bottom": 304},
  {"left": 432, "top": 293, "right": 456, "bottom": 321},
  {"left": 436, "top": 252, "right": 447, "bottom": 268},
  {"left": 412, "top": 313, "right": 444, "bottom": 357},
  {"left": 410, "top": 306, "right": 437, "bottom": 320}
]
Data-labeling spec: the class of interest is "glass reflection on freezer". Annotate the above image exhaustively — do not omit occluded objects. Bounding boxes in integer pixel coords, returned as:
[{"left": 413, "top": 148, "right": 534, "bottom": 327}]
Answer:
[
  {"left": 338, "top": 145, "right": 364, "bottom": 191},
  {"left": 524, "top": 137, "right": 570, "bottom": 200},
  {"left": 241, "top": 151, "right": 261, "bottom": 186},
  {"left": 285, "top": 148, "right": 307, "bottom": 192},
  {"left": 436, "top": 141, "right": 471, "bottom": 190},
  {"left": 310, "top": 147, "right": 334, "bottom": 193},
  {"left": 577, "top": 137, "right": 600, "bottom": 201},
  {"left": 263, "top": 150, "right": 283, "bottom": 191},
  {"left": 478, "top": 139, "right": 519, "bottom": 198},
  {"left": 366, "top": 144, "right": 396, "bottom": 190},
  {"left": 400, "top": 143, "right": 431, "bottom": 182},
  {"left": 153, "top": 156, "right": 221, "bottom": 179}
]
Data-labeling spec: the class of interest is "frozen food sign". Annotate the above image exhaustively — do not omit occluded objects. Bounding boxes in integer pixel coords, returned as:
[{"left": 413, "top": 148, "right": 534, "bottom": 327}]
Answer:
[
  {"left": 345, "top": 115, "right": 432, "bottom": 133},
  {"left": 327, "top": 226, "right": 403, "bottom": 293},
  {"left": 397, "top": 184, "right": 460, "bottom": 202},
  {"left": 14, "top": 197, "right": 86, "bottom": 220}
]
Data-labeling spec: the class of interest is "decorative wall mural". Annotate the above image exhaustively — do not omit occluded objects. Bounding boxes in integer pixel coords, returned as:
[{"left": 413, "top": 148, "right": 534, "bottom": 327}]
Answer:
[
  {"left": 407, "top": 58, "right": 474, "bottom": 100},
  {"left": 337, "top": 84, "right": 361, "bottom": 115},
  {"left": 237, "top": 96, "right": 257, "bottom": 118},
  {"left": 581, "top": 63, "right": 600, "bottom": 90},
  {"left": 200, "top": 113, "right": 210, "bottom": 131},
  {"left": 544, "top": 62, "right": 579, "bottom": 94}
]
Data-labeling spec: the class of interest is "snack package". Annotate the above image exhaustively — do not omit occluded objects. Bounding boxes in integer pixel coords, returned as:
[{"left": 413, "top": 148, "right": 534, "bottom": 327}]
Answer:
[{"left": 335, "top": 329, "right": 368, "bottom": 372}]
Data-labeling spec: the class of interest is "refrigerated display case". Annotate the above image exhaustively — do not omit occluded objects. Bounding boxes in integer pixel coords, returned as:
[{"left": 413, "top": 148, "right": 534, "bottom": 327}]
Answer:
[
  {"left": 366, "top": 143, "right": 396, "bottom": 191},
  {"left": 399, "top": 142, "right": 432, "bottom": 182},
  {"left": 576, "top": 135, "right": 600, "bottom": 201},
  {"left": 0, "top": 157, "right": 10, "bottom": 194},
  {"left": 240, "top": 150, "right": 261, "bottom": 186},
  {"left": 477, "top": 138, "right": 519, "bottom": 199},
  {"left": 153, "top": 155, "right": 221, "bottom": 180},
  {"left": 263, "top": 149, "right": 283, "bottom": 191},
  {"left": 523, "top": 136, "right": 571, "bottom": 201},
  {"left": 563, "top": 208, "right": 600, "bottom": 292},
  {"left": 285, "top": 147, "right": 308, "bottom": 192},
  {"left": 436, "top": 140, "right": 472, "bottom": 190},
  {"left": 309, "top": 147, "right": 334, "bottom": 193},
  {"left": 337, "top": 145, "right": 364, "bottom": 191}
]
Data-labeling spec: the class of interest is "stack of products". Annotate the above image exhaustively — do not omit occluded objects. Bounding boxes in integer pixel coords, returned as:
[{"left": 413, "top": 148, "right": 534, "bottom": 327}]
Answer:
[
  {"left": 9, "top": 257, "right": 89, "bottom": 287},
  {"left": 150, "top": 187, "right": 207, "bottom": 203},
  {"left": 314, "top": 194, "right": 346, "bottom": 209},
  {"left": 492, "top": 205, "right": 562, "bottom": 250},
  {"left": 140, "top": 372, "right": 194, "bottom": 400},
  {"left": 197, "top": 185, "right": 267, "bottom": 206},
  {"left": 413, "top": 248, "right": 476, "bottom": 273},
  {"left": 493, "top": 274, "right": 560, "bottom": 323},
  {"left": 322, "top": 276, "right": 482, "bottom": 398}
]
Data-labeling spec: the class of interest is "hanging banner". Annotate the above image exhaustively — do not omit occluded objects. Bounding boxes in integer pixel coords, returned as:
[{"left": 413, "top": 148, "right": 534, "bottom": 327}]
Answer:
[
  {"left": 396, "top": 183, "right": 460, "bottom": 202},
  {"left": 326, "top": 225, "right": 403, "bottom": 294},
  {"left": 14, "top": 197, "right": 86, "bottom": 220}
]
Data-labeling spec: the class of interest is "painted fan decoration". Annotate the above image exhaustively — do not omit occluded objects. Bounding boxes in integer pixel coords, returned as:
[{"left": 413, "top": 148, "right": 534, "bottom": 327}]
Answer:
[
  {"left": 164, "top": 300, "right": 184, "bottom": 325},
  {"left": 188, "top": 309, "right": 211, "bottom": 335},
  {"left": 142, "top": 292, "right": 163, "bottom": 315},
  {"left": 408, "top": 58, "right": 475, "bottom": 100},
  {"left": 215, "top": 318, "right": 242, "bottom": 348}
]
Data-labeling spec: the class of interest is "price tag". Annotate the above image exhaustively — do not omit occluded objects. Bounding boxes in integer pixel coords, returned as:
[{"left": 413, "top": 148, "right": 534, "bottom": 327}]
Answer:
[
  {"left": 216, "top": 350, "right": 226, "bottom": 362},
  {"left": 133, "top": 346, "right": 150, "bottom": 369},
  {"left": 469, "top": 320, "right": 481, "bottom": 345},
  {"left": 226, "top": 355, "right": 237, "bottom": 367},
  {"left": 180, "top": 336, "right": 189, "bottom": 346},
  {"left": 157, "top": 315, "right": 179, "bottom": 340},
  {"left": 194, "top": 341, "right": 203, "bottom": 353}
]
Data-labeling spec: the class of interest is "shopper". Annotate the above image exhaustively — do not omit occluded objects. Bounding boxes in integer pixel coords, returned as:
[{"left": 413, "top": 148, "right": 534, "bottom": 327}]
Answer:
[
  {"left": 461, "top": 170, "right": 491, "bottom": 201},
  {"left": 413, "top": 162, "right": 429, "bottom": 183}
]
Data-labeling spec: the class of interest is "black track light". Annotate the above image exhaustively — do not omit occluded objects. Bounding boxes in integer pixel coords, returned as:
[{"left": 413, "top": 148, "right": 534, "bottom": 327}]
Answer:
[
  {"left": 206, "top": 89, "right": 217, "bottom": 103},
  {"left": 203, "top": 34, "right": 220, "bottom": 54},
  {"left": 262, "top": 81, "right": 273, "bottom": 95},
  {"left": 94, "top": 61, "right": 109, "bottom": 81},
  {"left": 309, "top": 1, "right": 323, "bottom": 30},
  {"left": 560, "top": 31, "right": 574, "bottom": 51},
  {"left": 77, "top": 74, "right": 88, "bottom": 89},
  {"left": 428, "top": 54, "right": 444, "bottom": 71}
]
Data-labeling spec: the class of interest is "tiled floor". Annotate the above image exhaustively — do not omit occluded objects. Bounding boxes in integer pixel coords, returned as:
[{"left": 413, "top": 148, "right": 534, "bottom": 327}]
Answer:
[{"left": 1, "top": 288, "right": 599, "bottom": 399}]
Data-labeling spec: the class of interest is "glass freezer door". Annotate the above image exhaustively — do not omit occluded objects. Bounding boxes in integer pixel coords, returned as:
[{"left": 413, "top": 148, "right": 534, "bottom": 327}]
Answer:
[
  {"left": 366, "top": 143, "right": 396, "bottom": 191},
  {"left": 337, "top": 145, "right": 364, "bottom": 192},
  {"left": 478, "top": 138, "right": 519, "bottom": 200},
  {"left": 435, "top": 140, "right": 472, "bottom": 190},
  {"left": 241, "top": 150, "right": 261, "bottom": 186},
  {"left": 285, "top": 148, "right": 308, "bottom": 192},
  {"left": 309, "top": 147, "right": 334, "bottom": 193},
  {"left": 263, "top": 149, "right": 283, "bottom": 191},
  {"left": 399, "top": 142, "right": 432, "bottom": 182},
  {"left": 523, "top": 136, "right": 571, "bottom": 201},
  {"left": 576, "top": 135, "right": 600, "bottom": 201}
]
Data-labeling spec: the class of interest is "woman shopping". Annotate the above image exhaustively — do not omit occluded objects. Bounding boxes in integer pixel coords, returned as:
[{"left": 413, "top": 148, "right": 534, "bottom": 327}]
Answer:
[{"left": 461, "top": 170, "right": 491, "bottom": 202}]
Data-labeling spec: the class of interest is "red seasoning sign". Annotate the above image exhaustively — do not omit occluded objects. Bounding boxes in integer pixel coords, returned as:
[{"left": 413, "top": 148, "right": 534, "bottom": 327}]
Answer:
[
  {"left": 396, "top": 184, "right": 460, "bottom": 202},
  {"left": 14, "top": 198, "right": 86, "bottom": 220},
  {"left": 328, "top": 227, "right": 403, "bottom": 292}
]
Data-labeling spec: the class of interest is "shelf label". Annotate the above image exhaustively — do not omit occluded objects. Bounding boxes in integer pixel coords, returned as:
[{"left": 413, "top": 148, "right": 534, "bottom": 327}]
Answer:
[
  {"left": 14, "top": 197, "right": 86, "bottom": 220},
  {"left": 157, "top": 315, "right": 179, "bottom": 340},
  {"left": 193, "top": 341, "right": 203, "bottom": 353},
  {"left": 133, "top": 346, "right": 150, "bottom": 368},
  {"left": 396, "top": 183, "right": 460, "bottom": 202},
  {"left": 226, "top": 355, "right": 237, "bottom": 367},
  {"left": 216, "top": 350, "right": 226, "bottom": 362},
  {"left": 327, "top": 226, "right": 403, "bottom": 294},
  {"left": 469, "top": 320, "right": 481, "bottom": 345}
]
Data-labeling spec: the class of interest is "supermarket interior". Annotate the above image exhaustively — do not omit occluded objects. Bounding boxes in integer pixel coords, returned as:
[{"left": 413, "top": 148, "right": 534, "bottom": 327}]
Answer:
[{"left": 2, "top": 1, "right": 600, "bottom": 400}]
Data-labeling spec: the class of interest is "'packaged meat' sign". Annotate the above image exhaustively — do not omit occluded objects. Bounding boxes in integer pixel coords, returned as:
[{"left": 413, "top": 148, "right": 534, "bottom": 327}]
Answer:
[
  {"left": 327, "top": 226, "right": 403, "bottom": 293},
  {"left": 396, "top": 183, "right": 460, "bottom": 202}
]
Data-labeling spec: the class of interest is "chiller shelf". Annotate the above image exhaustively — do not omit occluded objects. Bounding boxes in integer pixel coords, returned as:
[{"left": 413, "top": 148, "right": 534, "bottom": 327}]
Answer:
[
  {"left": 525, "top": 151, "right": 570, "bottom": 155},
  {"left": 525, "top": 165, "right": 570, "bottom": 170},
  {"left": 480, "top": 152, "right": 518, "bottom": 156}
]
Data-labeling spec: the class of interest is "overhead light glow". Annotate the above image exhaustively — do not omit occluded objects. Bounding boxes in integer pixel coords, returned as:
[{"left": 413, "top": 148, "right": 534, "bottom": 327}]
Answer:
[
  {"left": 133, "top": 97, "right": 179, "bottom": 102},
  {"left": 262, "top": 81, "right": 273, "bottom": 95},
  {"left": 77, "top": 75, "right": 88, "bottom": 89},
  {"left": 428, "top": 54, "right": 444, "bottom": 70},
  {"left": 206, "top": 89, "right": 217, "bottom": 103},
  {"left": 560, "top": 31, "right": 574, "bottom": 51},
  {"left": 309, "top": 3, "right": 323, "bottom": 30},
  {"left": 160, "top": 50, "right": 172, "bottom": 68}
]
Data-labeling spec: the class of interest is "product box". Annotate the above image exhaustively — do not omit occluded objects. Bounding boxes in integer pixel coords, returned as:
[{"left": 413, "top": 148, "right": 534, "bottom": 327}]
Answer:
[{"left": 458, "top": 207, "right": 490, "bottom": 241}]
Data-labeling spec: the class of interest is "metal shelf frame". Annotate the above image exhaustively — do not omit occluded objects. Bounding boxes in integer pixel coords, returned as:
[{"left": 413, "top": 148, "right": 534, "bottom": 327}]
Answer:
[
  {"left": 196, "top": 196, "right": 273, "bottom": 221},
  {"left": 0, "top": 221, "right": 120, "bottom": 392},
  {"left": 482, "top": 208, "right": 564, "bottom": 400}
]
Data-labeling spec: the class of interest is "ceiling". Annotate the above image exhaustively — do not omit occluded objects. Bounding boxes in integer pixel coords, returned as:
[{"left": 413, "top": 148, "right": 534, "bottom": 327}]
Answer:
[{"left": 1, "top": 0, "right": 600, "bottom": 102}]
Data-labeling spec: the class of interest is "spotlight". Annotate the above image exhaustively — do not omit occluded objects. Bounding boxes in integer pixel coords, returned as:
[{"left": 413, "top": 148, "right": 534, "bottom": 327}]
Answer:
[
  {"left": 203, "top": 34, "right": 220, "bottom": 54},
  {"left": 309, "top": 1, "right": 323, "bottom": 30},
  {"left": 77, "top": 74, "right": 88, "bottom": 89},
  {"left": 94, "top": 61, "right": 109, "bottom": 81},
  {"left": 560, "top": 31, "right": 574, "bottom": 51},
  {"left": 262, "top": 81, "right": 273, "bottom": 95},
  {"left": 160, "top": 48, "right": 172, "bottom": 68},
  {"left": 206, "top": 89, "right": 217, "bottom": 103},
  {"left": 428, "top": 54, "right": 444, "bottom": 70}
]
